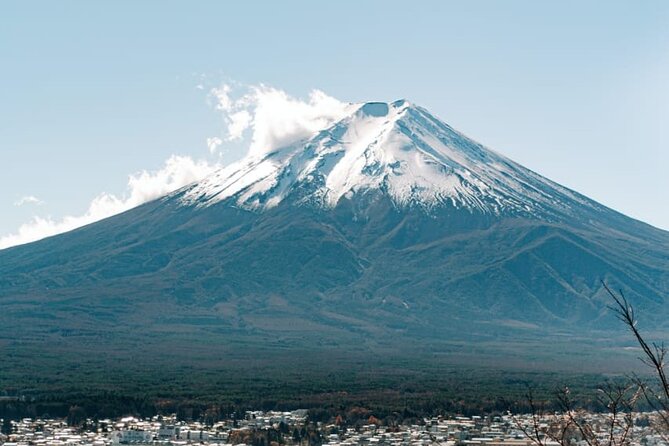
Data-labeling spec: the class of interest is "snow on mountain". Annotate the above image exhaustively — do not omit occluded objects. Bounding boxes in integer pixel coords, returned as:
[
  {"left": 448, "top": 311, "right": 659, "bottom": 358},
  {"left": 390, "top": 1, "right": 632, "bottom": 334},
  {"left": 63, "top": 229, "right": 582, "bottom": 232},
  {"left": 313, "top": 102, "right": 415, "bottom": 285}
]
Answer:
[{"left": 181, "top": 100, "right": 598, "bottom": 220}]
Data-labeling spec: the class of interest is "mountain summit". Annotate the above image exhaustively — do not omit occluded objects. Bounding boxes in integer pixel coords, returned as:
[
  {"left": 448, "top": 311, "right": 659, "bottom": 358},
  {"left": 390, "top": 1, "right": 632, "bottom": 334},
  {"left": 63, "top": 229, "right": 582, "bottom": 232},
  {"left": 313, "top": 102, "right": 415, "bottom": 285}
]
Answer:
[
  {"left": 181, "top": 100, "right": 601, "bottom": 223},
  {"left": 0, "top": 100, "right": 668, "bottom": 371}
]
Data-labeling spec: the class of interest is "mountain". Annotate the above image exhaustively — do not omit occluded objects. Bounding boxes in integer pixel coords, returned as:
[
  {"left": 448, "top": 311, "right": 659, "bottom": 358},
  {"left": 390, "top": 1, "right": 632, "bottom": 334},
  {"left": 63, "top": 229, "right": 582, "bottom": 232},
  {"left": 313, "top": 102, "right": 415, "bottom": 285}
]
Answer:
[
  {"left": 183, "top": 100, "right": 612, "bottom": 220},
  {"left": 1, "top": 100, "right": 668, "bottom": 382}
]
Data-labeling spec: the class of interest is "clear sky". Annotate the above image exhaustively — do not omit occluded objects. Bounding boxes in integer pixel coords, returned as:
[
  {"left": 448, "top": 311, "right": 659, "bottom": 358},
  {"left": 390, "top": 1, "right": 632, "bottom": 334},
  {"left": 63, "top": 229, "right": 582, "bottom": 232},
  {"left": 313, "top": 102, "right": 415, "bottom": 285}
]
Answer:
[{"left": 2, "top": 0, "right": 668, "bottom": 247}]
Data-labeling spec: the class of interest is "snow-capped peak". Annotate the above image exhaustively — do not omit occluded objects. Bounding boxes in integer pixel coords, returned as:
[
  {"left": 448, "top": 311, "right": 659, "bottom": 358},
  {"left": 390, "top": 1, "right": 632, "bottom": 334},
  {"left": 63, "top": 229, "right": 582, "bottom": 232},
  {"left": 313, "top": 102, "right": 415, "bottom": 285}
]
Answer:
[{"left": 180, "top": 100, "right": 594, "bottom": 218}]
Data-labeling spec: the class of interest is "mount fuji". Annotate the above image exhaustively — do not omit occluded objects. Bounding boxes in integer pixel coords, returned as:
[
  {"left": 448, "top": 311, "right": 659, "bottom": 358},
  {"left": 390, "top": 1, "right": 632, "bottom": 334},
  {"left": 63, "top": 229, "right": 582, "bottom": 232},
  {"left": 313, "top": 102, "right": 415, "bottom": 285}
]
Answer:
[{"left": 1, "top": 100, "right": 668, "bottom": 375}]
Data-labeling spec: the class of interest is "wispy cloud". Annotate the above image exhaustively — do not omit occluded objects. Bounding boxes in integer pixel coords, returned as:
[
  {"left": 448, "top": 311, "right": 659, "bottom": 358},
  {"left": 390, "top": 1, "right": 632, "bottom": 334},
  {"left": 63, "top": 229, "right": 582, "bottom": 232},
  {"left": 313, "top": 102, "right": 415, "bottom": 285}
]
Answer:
[
  {"left": 14, "top": 195, "right": 44, "bottom": 207},
  {"left": 209, "top": 83, "right": 351, "bottom": 158},
  {"left": 0, "top": 156, "right": 216, "bottom": 250},
  {"left": 206, "top": 136, "right": 223, "bottom": 154}
]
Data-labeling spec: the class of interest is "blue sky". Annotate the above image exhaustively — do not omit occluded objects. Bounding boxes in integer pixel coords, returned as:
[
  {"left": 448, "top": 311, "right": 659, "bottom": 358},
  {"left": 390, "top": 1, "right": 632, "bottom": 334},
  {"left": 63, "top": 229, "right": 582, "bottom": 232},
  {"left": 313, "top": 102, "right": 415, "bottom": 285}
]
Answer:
[{"left": 2, "top": 0, "right": 669, "bottom": 246}]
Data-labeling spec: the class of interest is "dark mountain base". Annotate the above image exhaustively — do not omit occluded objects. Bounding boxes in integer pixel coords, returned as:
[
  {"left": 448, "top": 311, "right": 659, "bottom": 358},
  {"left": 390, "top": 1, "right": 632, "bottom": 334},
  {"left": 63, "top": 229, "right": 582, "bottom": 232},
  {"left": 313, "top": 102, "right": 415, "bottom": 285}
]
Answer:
[{"left": 0, "top": 334, "right": 644, "bottom": 421}]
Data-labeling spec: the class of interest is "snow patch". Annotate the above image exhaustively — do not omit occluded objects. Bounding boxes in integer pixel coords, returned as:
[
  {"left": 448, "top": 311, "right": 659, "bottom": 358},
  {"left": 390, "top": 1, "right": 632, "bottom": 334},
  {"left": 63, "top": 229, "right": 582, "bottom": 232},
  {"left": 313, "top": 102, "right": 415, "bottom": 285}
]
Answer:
[{"left": 181, "top": 100, "right": 601, "bottom": 221}]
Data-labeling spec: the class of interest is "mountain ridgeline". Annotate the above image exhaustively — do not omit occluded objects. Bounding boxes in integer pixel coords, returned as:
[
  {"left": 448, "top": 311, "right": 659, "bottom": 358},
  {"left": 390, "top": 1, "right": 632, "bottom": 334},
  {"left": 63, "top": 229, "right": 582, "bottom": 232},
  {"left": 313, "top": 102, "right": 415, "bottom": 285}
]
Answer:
[{"left": 1, "top": 100, "right": 668, "bottom": 382}]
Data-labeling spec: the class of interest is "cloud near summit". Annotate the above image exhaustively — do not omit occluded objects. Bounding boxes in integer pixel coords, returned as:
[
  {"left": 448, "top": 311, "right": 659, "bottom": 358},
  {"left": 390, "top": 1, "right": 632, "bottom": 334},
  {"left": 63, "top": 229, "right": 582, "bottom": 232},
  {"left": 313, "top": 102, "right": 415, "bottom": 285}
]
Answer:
[
  {"left": 209, "top": 83, "right": 351, "bottom": 159},
  {"left": 1, "top": 83, "right": 350, "bottom": 249}
]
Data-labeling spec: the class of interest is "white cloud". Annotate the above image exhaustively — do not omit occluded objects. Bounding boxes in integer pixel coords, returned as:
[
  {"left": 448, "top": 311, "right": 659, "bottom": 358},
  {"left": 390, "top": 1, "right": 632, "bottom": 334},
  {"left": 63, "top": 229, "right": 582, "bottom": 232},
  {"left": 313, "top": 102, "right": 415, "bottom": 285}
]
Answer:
[
  {"left": 0, "top": 155, "right": 217, "bottom": 250},
  {"left": 226, "top": 110, "right": 252, "bottom": 140},
  {"left": 206, "top": 136, "right": 223, "bottom": 154},
  {"left": 1, "top": 82, "right": 352, "bottom": 251},
  {"left": 209, "top": 83, "right": 351, "bottom": 158},
  {"left": 211, "top": 83, "right": 234, "bottom": 111},
  {"left": 14, "top": 195, "right": 44, "bottom": 206}
]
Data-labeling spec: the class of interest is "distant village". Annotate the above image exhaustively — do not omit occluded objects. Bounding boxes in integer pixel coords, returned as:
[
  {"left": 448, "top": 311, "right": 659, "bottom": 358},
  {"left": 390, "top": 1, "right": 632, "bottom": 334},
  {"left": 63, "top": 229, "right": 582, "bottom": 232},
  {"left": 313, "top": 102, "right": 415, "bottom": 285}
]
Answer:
[{"left": 1, "top": 410, "right": 667, "bottom": 446}]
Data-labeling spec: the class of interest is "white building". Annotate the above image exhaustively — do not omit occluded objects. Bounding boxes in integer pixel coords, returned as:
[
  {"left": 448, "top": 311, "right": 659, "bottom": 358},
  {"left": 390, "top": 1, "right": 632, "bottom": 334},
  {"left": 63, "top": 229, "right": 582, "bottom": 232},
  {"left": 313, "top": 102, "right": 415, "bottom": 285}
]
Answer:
[{"left": 111, "top": 430, "right": 153, "bottom": 444}]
